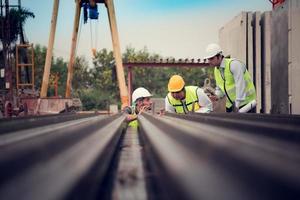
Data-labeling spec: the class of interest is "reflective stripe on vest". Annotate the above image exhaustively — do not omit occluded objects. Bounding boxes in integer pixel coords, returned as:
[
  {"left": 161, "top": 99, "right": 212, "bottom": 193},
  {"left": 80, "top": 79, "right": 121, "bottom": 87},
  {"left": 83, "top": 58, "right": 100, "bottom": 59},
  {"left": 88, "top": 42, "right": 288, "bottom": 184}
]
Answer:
[
  {"left": 214, "top": 58, "right": 256, "bottom": 108},
  {"left": 167, "top": 86, "right": 200, "bottom": 114}
]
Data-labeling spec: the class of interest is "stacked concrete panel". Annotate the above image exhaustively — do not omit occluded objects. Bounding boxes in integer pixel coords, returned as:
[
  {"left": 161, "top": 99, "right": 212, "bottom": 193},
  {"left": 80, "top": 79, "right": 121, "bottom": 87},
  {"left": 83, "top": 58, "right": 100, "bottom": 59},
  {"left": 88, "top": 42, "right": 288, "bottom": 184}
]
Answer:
[
  {"left": 271, "top": 0, "right": 300, "bottom": 114},
  {"left": 271, "top": 2, "right": 289, "bottom": 114},
  {"left": 219, "top": 0, "right": 300, "bottom": 114},
  {"left": 247, "top": 12, "right": 254, "bottom": 80},
  {"left": 261, "top": 12, "right": 272, "bottom": 114},
  {"left": 253, "top": 12, "right": 262, "bottom": 113},
  {"left": 288, "top": 0, "right": 300, "bottom": 114},
  {"left": 219, "top": 12, "right": 248, "bottom": 64}
]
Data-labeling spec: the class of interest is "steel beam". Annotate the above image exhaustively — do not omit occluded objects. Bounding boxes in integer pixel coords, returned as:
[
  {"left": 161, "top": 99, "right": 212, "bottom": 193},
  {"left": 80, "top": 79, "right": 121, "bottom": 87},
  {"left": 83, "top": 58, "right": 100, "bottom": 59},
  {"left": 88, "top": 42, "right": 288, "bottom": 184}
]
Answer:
[{"left": 139, "top": 112, "right": 300, "bottom": 200}]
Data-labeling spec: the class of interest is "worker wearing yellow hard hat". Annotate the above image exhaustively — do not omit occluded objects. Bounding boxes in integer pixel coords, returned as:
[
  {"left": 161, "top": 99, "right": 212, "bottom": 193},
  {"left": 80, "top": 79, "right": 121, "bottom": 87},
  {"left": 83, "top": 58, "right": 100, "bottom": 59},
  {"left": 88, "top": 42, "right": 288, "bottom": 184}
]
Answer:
[
  {"left": 123, "top": 87, "right": 153, "bottom": 128},
  {"left": 165, "top": 75, "right": 212, "bottom": 114},
  {"left": 204, "top": 43, "right": 256, "bottom": 113}
]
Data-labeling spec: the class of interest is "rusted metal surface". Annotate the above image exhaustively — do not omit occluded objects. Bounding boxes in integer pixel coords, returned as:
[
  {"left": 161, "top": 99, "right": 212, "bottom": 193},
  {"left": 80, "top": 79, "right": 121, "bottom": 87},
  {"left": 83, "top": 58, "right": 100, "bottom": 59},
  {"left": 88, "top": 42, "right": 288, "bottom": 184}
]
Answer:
[
  {"left": 20, "top": 97, "right": 82, "bottom": 115},
  {"left": 123, "top": 60, "right": 210, "bottom": 68}
]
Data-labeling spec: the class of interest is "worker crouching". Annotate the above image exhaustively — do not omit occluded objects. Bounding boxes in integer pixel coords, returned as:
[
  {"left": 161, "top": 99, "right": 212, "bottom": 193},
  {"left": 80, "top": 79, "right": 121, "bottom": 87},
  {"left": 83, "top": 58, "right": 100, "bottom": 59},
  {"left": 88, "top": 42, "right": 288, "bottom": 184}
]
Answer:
[
  {"left": 165, "top": 75, "right": 212, "bottom": 114},
  {"left": 123, "top": 87, "right": 153, "bottom": 128},
  {"left": 204, "top": 43, "right": 257, "bottom": 113}
]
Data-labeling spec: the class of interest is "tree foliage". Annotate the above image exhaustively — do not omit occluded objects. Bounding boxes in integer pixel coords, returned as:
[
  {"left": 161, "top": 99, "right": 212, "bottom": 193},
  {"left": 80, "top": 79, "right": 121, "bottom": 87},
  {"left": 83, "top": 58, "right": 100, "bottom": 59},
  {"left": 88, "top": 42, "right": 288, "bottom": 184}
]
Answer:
[
  {"left": 33, "top": 45, "right": 213, "bottom": 110},
  {"left": 0, "top": 8, "right": 35, "bottom": 45}
]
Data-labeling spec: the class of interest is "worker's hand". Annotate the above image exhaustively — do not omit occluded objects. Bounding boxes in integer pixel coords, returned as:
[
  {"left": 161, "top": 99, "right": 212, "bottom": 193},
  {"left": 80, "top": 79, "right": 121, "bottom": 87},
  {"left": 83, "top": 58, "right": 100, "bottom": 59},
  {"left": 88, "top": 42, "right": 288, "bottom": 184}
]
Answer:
[
  {"left": 126, "top": 114, "right": 137, "bottom": 122},
  {"left": 209, "top": 95, "right": 219, "bottom": 102},
  {"left": 138, "top": 106, "right": 147, "bottom": 114},
  {"left": 158, "top": 109, "right": 165, "bottom": 116}
]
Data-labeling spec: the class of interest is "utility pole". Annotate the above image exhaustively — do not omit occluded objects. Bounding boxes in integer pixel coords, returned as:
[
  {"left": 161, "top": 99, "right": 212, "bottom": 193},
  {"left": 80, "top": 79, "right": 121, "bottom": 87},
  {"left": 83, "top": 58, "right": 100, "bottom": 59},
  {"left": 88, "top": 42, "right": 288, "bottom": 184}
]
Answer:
[
  {"left": 40, "top": 0, "right": 59, "bottom": 98},
  {"left": 65, "top": 0, "right": 81, "bottom": 98}
]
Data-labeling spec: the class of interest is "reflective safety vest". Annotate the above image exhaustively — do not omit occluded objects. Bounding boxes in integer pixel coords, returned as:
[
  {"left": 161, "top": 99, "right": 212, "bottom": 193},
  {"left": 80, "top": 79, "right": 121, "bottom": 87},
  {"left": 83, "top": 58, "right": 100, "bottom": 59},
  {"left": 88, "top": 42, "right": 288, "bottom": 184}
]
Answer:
[
  {"left": 127, "top": 106, "right": 139, "bottom": 128},
  {"left": 214, "top": 58, "right": 256, "bottom": 108},
  {"left": 167, "top": 86, "right": 200, "bottom": 114}
]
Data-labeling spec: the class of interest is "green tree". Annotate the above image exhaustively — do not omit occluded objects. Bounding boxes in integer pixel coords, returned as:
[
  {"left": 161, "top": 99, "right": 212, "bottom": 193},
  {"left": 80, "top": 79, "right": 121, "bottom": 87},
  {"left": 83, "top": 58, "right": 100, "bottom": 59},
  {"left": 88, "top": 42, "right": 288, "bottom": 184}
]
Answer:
[
  {"left": 32, "top": 45, "right": 213, "bottom": 110},
  {"left": 33, "top": 44, "right": 47, "bottom": 92},
  {"left": 49, "top": 57, "right": 68, "bottom": 97},
  {"left": 123, "top": 46, "right": 211, "bottom": 99},
  {"left": 90, "top": 48, "right": 119, "bottom": 109},
  {"left": 0, "top": 8, "right": 35, "bottom": 44}
]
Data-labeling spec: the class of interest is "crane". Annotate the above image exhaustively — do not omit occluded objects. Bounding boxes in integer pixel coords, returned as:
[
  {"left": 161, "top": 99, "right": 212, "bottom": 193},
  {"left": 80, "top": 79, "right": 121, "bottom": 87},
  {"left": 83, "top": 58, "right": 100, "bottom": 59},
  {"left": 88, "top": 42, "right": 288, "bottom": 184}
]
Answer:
[{"left": 40, "top": 0, "right": 129, "bottom": 109}]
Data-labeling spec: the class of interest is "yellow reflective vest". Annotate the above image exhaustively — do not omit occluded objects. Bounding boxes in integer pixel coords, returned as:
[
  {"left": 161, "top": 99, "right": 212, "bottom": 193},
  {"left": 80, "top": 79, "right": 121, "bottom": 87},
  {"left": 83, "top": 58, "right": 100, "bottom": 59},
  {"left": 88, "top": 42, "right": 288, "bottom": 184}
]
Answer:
[
  {"left": 214, "top": 58, "right": 256, "bottom": 108},
  {"left": 167, "top": 86, "right": 200, "bottom": 114},
  {"left": 127, "top": 106, "right": 139, "bottom": 128}
]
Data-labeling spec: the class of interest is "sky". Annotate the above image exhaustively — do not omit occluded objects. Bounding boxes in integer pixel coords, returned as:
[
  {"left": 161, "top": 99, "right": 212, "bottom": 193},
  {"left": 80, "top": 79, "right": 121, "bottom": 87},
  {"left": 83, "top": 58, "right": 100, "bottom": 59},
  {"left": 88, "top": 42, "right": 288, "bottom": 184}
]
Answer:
[{"left": 16, "top": 0, "right": 271, "bottom": 66}]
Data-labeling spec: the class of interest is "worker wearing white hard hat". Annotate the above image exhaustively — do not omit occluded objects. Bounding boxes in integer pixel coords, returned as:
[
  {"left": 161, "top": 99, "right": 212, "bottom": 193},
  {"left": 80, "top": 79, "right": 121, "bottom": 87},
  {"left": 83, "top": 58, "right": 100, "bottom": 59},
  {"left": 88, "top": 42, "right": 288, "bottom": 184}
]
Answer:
[
  {"left": 204, "top": 43, "right": 257, "bottom": 113},
  {"left": 123, "top": 87, "right": 153, "bottom": 128}
]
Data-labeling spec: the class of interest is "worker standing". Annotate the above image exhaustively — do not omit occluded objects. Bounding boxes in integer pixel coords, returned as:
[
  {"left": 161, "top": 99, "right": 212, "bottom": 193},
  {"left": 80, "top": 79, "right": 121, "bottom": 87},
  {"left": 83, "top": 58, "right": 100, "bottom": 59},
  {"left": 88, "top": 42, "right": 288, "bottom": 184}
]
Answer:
[
  {"left": 165, "top": 75, "right": 212, "bottom": 114},
  {"left": 123, "top": 87, "right": 153, "bottom": 128},
  {"left": 204, "top": 43, "right": 256, "bottom": 113}
]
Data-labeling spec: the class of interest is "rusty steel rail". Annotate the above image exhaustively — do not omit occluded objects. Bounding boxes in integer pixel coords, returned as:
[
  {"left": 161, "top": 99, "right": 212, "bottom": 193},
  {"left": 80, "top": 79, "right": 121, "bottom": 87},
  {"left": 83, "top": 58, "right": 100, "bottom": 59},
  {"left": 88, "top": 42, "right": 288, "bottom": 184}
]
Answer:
[
  {"left": 0, "top": 114, "right": 126, "bottom": 200},
  {"left": 0, "top": 113, "right": 100, "bottom": 134},
  {"left": 138, "top": 112, "right": 300, "bottom": 200}
]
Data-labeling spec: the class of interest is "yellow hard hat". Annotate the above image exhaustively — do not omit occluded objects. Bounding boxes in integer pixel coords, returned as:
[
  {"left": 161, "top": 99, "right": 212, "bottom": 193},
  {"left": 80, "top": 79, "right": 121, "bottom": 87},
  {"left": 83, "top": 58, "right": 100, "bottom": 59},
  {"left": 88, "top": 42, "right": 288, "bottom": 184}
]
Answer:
[{"left": 168, "top": 75, "right": 185, "bottom": 92}]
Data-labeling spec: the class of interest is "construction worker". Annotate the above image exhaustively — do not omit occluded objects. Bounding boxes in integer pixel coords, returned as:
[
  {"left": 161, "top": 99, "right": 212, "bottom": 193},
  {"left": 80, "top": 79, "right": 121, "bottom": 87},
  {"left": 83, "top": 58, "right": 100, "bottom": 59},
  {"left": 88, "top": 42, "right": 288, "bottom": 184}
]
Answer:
[
  {"left": 165, "top": 75, "right": 212, "bottom": 114},
  {"left": 204, "top": 43, "right": 256, "bottom": 113},
  {"left": 123, "top": 87, "right": 153, "bottom": 128}
]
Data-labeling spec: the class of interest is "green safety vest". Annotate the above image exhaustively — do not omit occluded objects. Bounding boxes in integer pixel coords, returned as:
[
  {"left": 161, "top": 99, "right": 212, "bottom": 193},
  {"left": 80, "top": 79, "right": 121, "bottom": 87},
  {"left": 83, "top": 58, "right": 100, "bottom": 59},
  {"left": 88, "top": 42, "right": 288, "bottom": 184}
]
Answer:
[
  {"left": 127, "top": 106, "right": 139, "bottom": 128},
  {"left": 214, "top": 58, "right": 256, "bottom": 108},
  {"left": 167, "top": 86, "right": 200, "bottom": 114}
]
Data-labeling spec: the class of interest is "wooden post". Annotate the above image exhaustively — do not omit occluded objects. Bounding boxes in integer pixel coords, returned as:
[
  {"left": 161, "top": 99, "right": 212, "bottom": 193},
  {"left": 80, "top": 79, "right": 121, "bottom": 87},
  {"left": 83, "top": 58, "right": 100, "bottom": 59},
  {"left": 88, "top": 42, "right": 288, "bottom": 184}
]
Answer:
[
  {"left": 40, "top": 0, "right": 59, "bottom": 98},
  {"left": 65, "top": 0, "right": 81, "bottom": 98},
  {"left": 105, "top": 0, "right": 128, "bottom": 108},
  {"left": 127, "top": 67, "right": 133, "bottom": 105}
]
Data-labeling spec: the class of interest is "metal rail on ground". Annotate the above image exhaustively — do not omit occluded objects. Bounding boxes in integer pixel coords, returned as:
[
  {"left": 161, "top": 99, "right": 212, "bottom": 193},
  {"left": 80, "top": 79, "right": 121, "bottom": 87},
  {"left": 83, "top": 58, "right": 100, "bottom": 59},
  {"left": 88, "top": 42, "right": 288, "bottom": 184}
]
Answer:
[
  {"left": 0, "top": 114, "right": 126, "bottom": 200},
  {"left": 0, "top": 113, "right": 99, "bottom": 134},
  {"left": 139, "top": 112, "right": 300, "bottom": 200}
]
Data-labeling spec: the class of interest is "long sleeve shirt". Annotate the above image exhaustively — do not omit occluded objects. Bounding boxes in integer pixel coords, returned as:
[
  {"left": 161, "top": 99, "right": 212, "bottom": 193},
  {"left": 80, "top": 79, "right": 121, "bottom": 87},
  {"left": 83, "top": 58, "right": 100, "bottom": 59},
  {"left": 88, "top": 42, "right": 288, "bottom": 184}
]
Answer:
[
  {"left": 215, "top": 58, "right": 247, "bottom": 108},
  {"left": 165, "top": 88, "right": 213, "bottom": 113}
]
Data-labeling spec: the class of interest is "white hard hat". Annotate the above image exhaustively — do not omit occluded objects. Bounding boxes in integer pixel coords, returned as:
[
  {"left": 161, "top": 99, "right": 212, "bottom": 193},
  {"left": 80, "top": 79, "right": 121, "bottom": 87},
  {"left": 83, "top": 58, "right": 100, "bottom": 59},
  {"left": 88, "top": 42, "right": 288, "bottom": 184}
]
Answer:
[
  {"left": 204, "top": 43, "right": 223, "bottom": 59},
  {"left": 132, "top": 87, "right": 152, "bottom": 104}
]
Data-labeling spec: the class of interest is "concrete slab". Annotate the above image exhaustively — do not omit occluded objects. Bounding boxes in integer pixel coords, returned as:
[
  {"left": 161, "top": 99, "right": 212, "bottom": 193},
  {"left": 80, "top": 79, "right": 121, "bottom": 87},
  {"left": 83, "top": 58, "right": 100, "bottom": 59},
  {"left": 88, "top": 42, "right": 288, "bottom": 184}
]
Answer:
[
  {"left": 247, "top": 12, "right": 254, "bottom": 79},
  {"left": 151, "top": 98, "right": 165, "bottom": 114},
  {"left": 261, "top": 11, "right": 272, "bottom": 114},
  {"left": 288, "top": 0, "right": 300, "bottom": 114},
  {"left": 253, "top": 12, "right": 262, "bottom": 113},
  {"left": 219, "top": 12, "right": 248, "bottom": 62},
  {"left": 271, "top": 2, "right": 289, "bottom": 114},
  {"left": 21, "top": 98, "right": 74, "bottom": 115}
]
